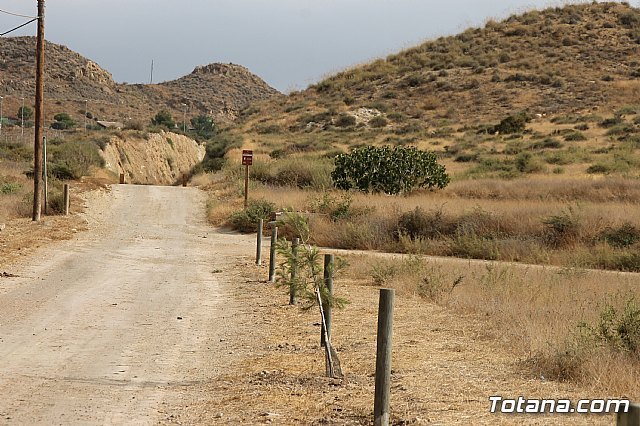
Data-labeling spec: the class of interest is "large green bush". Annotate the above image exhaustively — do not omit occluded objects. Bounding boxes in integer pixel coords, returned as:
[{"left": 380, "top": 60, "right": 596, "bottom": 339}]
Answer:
[{"left": 332, "top": 145, "right": 449, "bottom": 195}]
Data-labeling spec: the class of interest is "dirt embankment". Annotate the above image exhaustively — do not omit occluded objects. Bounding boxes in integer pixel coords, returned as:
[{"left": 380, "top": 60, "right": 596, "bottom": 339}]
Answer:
[{"left": 101, "top": 131, "right": 205, "bottom": 185}]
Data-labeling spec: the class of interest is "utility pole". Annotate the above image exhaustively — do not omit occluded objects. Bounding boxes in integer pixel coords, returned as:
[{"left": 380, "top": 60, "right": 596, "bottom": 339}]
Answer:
[
  {"left": 182, "top": 103, "right": 187, "bottom": 132},
  {"left": 150, "top": 60, "right": 154, "bottom": 84},
  {"left": 21, "top": 97, "right": 25, "bottom": 139},
  {"left": 84, "top": 99, "right": 88, "bottom": 132},
  {"left": 33, "top": 0, "right": 45, "bottom": 222}
]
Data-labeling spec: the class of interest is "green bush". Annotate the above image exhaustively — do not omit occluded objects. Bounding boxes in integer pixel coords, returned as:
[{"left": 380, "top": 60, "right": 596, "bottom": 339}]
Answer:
[
  {"left": 51, "top": 113, "right": 76, "bottom": 130},
  {"left": 579, "top": 298, "right": 640, "bottom": 355},
  {"left": 48, "top": 140, "right": 105, "bottom": 179},
  {"left": 151, "top": 110, "right": 175, "bottom": 128},
  {"left": 332, "top": 145, "right": 449, "bottom": 195},
  {"left": 0, "top": 182, "right": 21, "bottom": 194},
  {"left": 601, "top": 223, "right": 640, "bottom": 248},
  {"left": 490, "top": 112, "right": 530, "bottom": 134},
  {"left": 334, "top": 114, "right": 356, "bottom": 128},
  {"left": 228, "top": 200, "right": 276, "bottom": 233}
]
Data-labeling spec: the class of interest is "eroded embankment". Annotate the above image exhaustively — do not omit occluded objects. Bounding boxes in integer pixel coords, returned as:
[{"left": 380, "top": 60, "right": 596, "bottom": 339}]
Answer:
[{"left": 101, "top": 131, "right": 205, "bottom": 185}]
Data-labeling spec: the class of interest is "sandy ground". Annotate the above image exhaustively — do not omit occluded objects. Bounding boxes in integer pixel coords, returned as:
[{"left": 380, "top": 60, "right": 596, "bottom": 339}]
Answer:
[{"left": 0, "top": 185, "right": 621, "bottom": 425}]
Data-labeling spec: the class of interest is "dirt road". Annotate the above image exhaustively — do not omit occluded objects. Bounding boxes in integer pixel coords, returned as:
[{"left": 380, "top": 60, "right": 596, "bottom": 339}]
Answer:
[{"left": 0, "top": 185, "right": 254, "bottom": 425}]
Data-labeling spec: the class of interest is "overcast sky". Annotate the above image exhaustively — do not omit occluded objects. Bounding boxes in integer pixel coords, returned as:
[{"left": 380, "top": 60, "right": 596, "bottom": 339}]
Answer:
[{"left": 0, "top": 0, "right": 636, "bottom": 92}]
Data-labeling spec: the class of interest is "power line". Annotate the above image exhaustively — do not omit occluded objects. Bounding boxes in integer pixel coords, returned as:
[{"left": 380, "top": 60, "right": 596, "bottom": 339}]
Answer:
[
  {"left": 0, "top": 8, "right": 38, "bottom": 19},
  {"left": 0, "top": 18, "right": 37, "bottom": 37}
]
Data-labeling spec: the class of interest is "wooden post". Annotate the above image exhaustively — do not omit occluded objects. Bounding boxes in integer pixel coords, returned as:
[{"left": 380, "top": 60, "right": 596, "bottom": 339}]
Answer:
[
  {"left": 290, "top": 238, "right": 299, "bottom": 305},
  {"left": 119, "top": 173, "right": 125, "bottom": 184},
  {"left": 268, "top": 222, "right": 278, "bottom": 282},
  {"left": 63, "top": 184, "right": 70, "bottom": 216},
  {"left": 32, "top": 0, "right": 46, "bottom": 222},
  {"left": 182, "top": 174, "right": 187, "bottom": 187},
  {"left": 256, "top": 219, "right": 263, "bottom": 266},
  {"left": 374, "top": 288, "right": 395, "bottom": 426},
  {"left": 321, "top": 254, "right": 334, "bottom": 347},
  {"left": 43, "top": 136, "right": 48, "bottom": 215},
  {"left": 618, "top": 403, "right": 640, "bottom": 426},
  {"left": 244, "top": 164, "right": 249, "bottom": 210}
]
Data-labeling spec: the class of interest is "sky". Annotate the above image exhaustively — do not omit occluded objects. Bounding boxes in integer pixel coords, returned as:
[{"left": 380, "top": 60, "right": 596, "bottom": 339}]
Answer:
[{"left": 0, "top": 0, "right": 637, "bottom": 92}]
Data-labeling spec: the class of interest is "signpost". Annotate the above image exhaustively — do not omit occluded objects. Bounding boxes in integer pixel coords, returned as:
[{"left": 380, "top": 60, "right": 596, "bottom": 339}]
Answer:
[{"left": 242, "top": 150, "right": 253, "bottom": 209}]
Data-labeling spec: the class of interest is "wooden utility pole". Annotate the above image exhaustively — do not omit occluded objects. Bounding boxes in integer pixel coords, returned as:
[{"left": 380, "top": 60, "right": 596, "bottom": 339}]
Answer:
[{"left": 32, "top": 0, "right": 45, "bottom": 221}]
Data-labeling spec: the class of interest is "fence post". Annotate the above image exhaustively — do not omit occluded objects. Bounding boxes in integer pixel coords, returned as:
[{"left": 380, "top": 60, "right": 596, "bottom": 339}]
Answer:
[
  {"left": 63, "top": 184, "right": 70, "bottom": 216},
  {"left": 374, "top": 288, "right": 395, "bottom": 426},
  {"left": 268, "top": 222, "right": 278, "bottom": 282},
  {"left": 290, "top": 238, "right": 299, "bottom": 305},
  {"left": 256, "top": 219, "right": 263, "bottom": 266},
  {"left": 321, "top": 254, "right": 334, "bottom": 347},
  {"left": 119, "top": 173, "right": 125, "bottom": 184},
  {"left": 618, "top": 403, "right": 640, "bottom": 426}
]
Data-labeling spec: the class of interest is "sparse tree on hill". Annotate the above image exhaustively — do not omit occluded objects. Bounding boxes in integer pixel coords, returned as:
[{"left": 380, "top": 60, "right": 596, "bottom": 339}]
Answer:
[{"left": 152, "top": 110, "right": 176, "bottom": 129}]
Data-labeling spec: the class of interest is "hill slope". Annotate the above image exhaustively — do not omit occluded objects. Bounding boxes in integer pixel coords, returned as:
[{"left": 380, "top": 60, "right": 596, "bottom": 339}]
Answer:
[
  {"left": 0, "top": 37, "right": 280, "bottom": 125},
  {"left": 238, "top": 2, "right": 640, "bottom": 138}
]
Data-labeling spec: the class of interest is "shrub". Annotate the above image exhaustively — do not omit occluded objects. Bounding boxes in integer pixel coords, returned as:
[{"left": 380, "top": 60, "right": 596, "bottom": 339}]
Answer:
[
  {"left": 151, "top": 110, "right": 175, "bottom": 128},
  {"left": 332, "top": 145, "right": 450, "bottom": 195},
  {"left": 0, "top": 182, "right": 21, "bottom": 194},
  {"left": 564, "top": 132, "right": 587, "bottom": 142},
  {"left": 396, "top": 207, "right": 454, "bottom": 240},
  {"left": 334, "top": 114, "right": 356, "bottom": 128},
  {"left": 228, "top": 200, "right": 276, "bottom": 233},
  {"left": 579, "top": 298, "right": 640, "bottom": 355},
  {"left": 48, "top": 140, "right": 105, "bottom": 179},
  {"left": 601, "top": 223, "right": 640, "bottom": 248},
  {"left": 490, "top": 112, "right": 530, "bottom": 134},
  {"left": 369, "top": 116, "right": 388, "bottom": 128},
  {"left": 51, "top": 113, "right": 76, "bottom": 130}
]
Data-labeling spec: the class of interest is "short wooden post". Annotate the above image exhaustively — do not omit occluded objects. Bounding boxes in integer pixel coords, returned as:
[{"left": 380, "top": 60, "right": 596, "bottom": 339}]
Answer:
[
  {"left": 244, "top": 164, "right": 249, "bottom": 210},
  {"left": 182, "top": 174, "right": 188, "bottom": 187},
  {"left": 256, "top": 219, "right": 263, "bottom": 266},
  {"left": 290, "top": 238, "right": 299, "bottom": 305},
  {"left": 374, "top": 288, "right": 395, "bottom": 426},
  {"left": 618, "top": 403, "right": 640, "bottom": 426},
  {"left": 119, "top": 173, "right": 125, "bottom": 184},
  {"left": 321, "top": 254, "right": 334, "bottom": 347},
  {"left": 268, "top": 222, "right": 278, "bottom": 282},
  {"left": 63, "top": 184, "right": 70, "bottom": 216}
]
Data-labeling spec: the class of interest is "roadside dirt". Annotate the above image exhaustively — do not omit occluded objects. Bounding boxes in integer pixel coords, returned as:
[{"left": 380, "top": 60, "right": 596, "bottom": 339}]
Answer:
[{"left": 0, "top": 185, "right": 620, "bottom": 425}]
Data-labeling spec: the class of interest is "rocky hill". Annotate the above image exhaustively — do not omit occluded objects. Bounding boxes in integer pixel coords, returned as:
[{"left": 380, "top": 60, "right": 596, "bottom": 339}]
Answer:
[
  {"left": 237, "top": 2, "right": 640, "bottom": 139},
  {"left": 0, "top": 37, "right": 280, "bottom": 126}
]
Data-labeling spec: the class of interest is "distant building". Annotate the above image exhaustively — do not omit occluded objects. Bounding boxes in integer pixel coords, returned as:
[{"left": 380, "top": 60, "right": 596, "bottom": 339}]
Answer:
[{"left": 96, "top": 120, "right": 123, "bottom": 130}]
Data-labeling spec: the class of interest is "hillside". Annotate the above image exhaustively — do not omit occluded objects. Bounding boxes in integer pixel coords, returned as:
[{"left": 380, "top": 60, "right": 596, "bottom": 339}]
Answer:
[
  {"left": 0, "top": 37, "right": 280, "bottom": 126},
  {"left": 235, "top": 1, "right": 640, "bottom": 169}
]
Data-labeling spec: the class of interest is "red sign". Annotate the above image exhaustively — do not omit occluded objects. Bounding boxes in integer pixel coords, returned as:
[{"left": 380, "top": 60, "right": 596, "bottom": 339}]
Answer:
[{"left": 242, "top": 150, "right": 253, "bottom": 166}]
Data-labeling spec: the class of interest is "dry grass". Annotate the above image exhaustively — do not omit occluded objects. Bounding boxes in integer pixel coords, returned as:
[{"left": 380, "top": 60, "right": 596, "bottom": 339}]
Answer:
[
  {"left": 339, "top": 252, "right": 640, "bottom": 398},
  {"left": 218, "top": 178, "right": 640, "bottom": 272}
]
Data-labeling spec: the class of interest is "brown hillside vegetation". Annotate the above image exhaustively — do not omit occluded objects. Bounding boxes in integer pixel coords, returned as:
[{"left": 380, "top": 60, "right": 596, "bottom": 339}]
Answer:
[
  {"left": 0, "top": 37, "right": 281, "bottom": 126},
  {"left": 236, "top": 2, "right": 640, "bottom": 155}
]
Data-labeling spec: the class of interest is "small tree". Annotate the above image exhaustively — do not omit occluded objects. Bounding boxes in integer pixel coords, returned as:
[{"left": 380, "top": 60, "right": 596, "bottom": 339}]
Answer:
[
  {"left": 18, "top": 105, "right": 33, "bottom": 121},
  {"left": 51, "top": 113, "right": 76, "bottom": 130},
  {"left": 332, "top": 145, "right": 450, "bottom": 195},
  {"left": 152, "top": 110, "right": 175, "bottom": 128},
  {"left": 275, "top": 212, "right": 347, "bottom": 377},
  {"left": 191, "top": 114, "right": 216, "bottom": 139}
]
